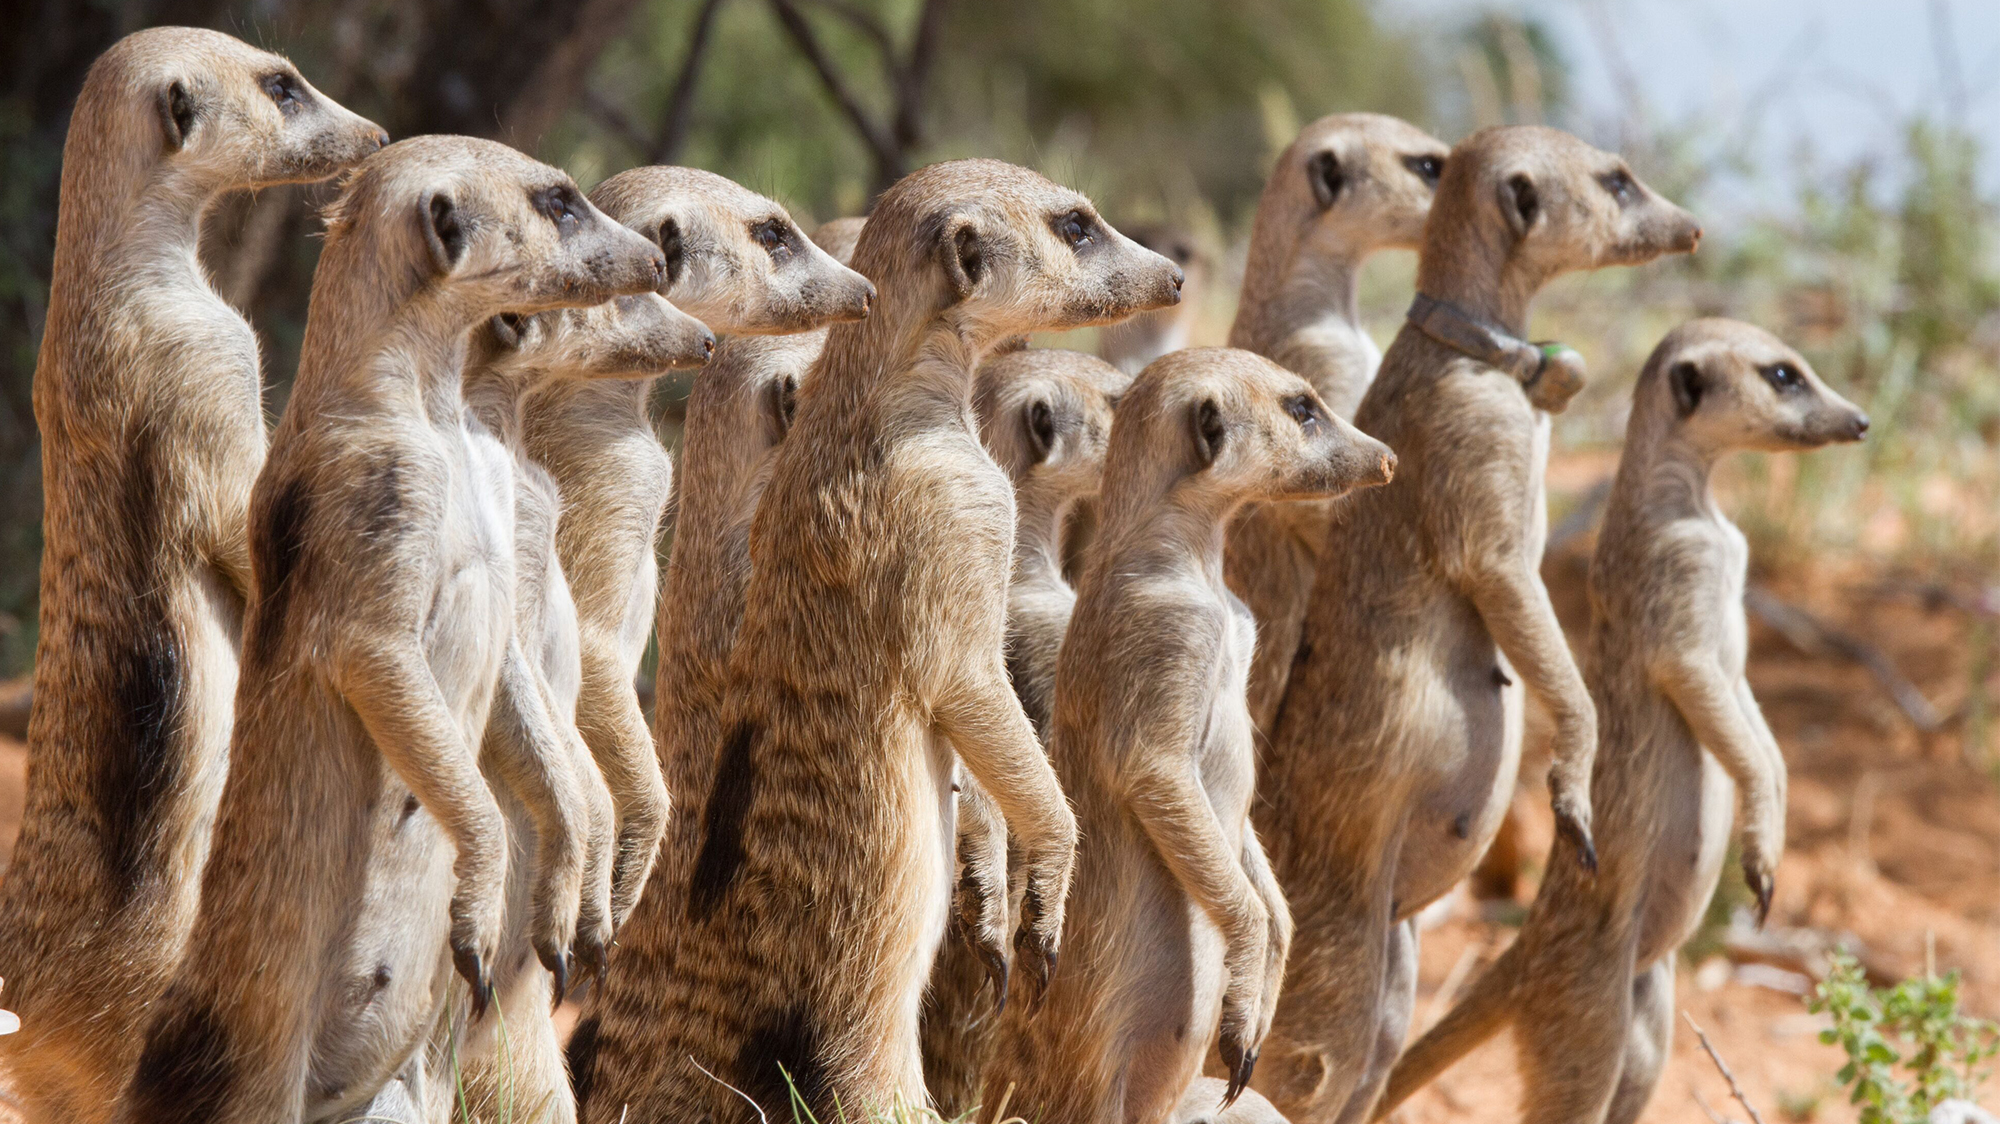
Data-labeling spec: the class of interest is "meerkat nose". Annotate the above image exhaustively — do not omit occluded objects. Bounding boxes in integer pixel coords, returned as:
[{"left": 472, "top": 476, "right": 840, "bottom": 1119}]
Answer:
[
  {"left": 702, "top": 336, "right": 716, "bottom": 359},
  {"left": 372, "top": 129, "right": 390, "bottom": 150},
  {"left": 1851, "top": 413, "right": 1870, "bottom": 439},
  {"left": 1170, "top": 267, "right": 1186, "bottom": 293}
]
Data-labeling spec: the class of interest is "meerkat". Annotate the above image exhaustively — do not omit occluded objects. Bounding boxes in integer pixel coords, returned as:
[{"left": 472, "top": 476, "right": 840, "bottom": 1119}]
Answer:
[
  {"left": 567, "top": 159, "right": 1182, "bottom": 1123},
  {"left": 980, "top": 348, "right": 1395, "bottom": 1124},
  {"left": 0, "top": 28, "right": 383, "bottom": 1120},
  {"left": 1219, "top": 113, "right": 1449, "bottom": 739},
  {"left": 446, "top": 293, "right": 716, "bottom": 1124},
  {"left": 114, "top": 135, "right": 667, "bottom": 1124},
  {"left": 920, "top": 346, "right": 1133, "bottom": 1116},
  {"left": 1248, "top": 126, "right": 1702, "bottom": 1124},
  {"left": 1099, "top": 224, "right": 1208, "bottom": 374},
  {"left": 1374, "top": 320, "right": 1866, "bottom": 1124},
  {"left": 520, "top": 172, "right": 875, "bottom": 932}
]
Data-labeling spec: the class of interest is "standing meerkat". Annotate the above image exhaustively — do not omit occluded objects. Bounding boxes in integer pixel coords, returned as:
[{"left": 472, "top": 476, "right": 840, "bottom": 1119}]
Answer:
[
  {"left": 1250, "top": 126, "right": 1702, "bottom": 1124},
  {"left": 568, "top": 159, "right": 1182, "bottom": 1123},
  {"left": 116, "top": 135, "right": 667, "bottom": 1124},
  {"left": 448, "top": 293, "right": 715, "bottom": 1124},
  {"left": 1221, "top": 112, "right": 1449, "bottom": 737},
  {"left": 921, "top": 346, "right": 1133, "bottom": 1116},
  {"left": 521, "top": 172, "right": 875, "bottom": 931},
  {"left": 0, "top": 28, "right": 383, "bottom": 1120},
  {"left": 1375, "top": 321, "right": 1866, "bottom": 1124},
  {"left": 566, "top": 211, "right": 866, "bottom": 1116},
  {"left": 981, "top": 347, "right": 1395, "bottom": 1124},
  {"left": 1098, "top": 225, "right": 1208, "bottom": 374}
]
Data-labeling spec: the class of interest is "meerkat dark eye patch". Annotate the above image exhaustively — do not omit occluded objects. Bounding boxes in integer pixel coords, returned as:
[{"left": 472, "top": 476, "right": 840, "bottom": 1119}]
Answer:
[
  {"left": 1308, "top": 150, "right": 1345, "bottom": 208},
  {"left": 1192, "top": 398, "right": 1226, "bottom": 468},
  {"left": 750, "top": 217, "right": 796, "bottom": 263},
  {"left": 1597, "top": 168, "right": 1638, "bottom": 206},
  {"left": 260, "top": 71, "right": 305, "bottom": 115},
  {"left": 158, "top": 80, "right": 196, "bottom": 150},
  {"left": 1670, "top": 361, "right": 1704, "bottom": 417},
  {"left": 1025, "top": 399, "right": 1057, "bottom": 465},
  {"left": 1282, "top": 393, "right": 1325, "bottom": 436},
  {"left": 1761, "top": 362, "right": 1806, "bottom": 393},
  {"left": 1051, "top": 210, "right": 1095, "bottom": 250},
  {"left": 1402, "top": 153, "right": 1444, "bottom": 189},
  {"left": 531, "top": 185, "right": 584, "bottom": 236}
]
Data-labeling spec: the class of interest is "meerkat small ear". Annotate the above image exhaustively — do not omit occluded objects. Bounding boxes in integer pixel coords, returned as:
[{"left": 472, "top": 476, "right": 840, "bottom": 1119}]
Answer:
[
  {"left": 1502, "top": 173, "right": 1541, "bottom": 237},
  {"left": 1024, "top": 399, "right": 1056, "bottom": 466},
  {"left": 762, "top": 374, "right": 799, "bottom": 438},
  {"left": 1670, "top": 361, "right": 1704, "bottom": 418},
  {"left": 653, "top": 217, "right": 686, "bottom": 289},
  {"left": 158, "top": 80, "right": 196, "bottom": 151},
  {"left": 1191, "top": 397, "right": 1226, "bottom": 468},
  {"left": 939, "top": 215, "right": 984, "bottom": 301},
  {"left": 421, "top": 192, "right": 467, "bottom": 275},
  {"left": 1308, "top": 150, "right": 1345, "bottom": 209},
  {"left": 488, "top": 313, "right": 524, "bottom": 349}
]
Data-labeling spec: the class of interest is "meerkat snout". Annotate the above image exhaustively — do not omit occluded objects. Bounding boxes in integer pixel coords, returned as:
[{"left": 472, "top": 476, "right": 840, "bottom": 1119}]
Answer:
[{"left": 1655, "top": 318, "right": 1869, "bottom": 451}]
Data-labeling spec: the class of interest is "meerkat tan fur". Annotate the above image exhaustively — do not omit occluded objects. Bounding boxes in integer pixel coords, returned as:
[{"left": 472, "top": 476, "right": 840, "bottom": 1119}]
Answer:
[
  {"left": 1374, "top": 320, "right": 1865, "bottom": 1124},
  {"left": 1099, "top": 224, "right": 1208, "bottom": 374},
  {"left": 519, "top": 172, "right": 874, "bottom": 932},
  {"left": 1248, "top": 126, "right": 1702, "bottom": 1124},
  {"left": 568, "top": 159, "right": 1182, "bottom": 1122},
  {"left": 114, "top": 135, "right": 666, "bottom": 1124},
  {"left": 981, "top": 347, "right": 1394, "bottom": 1124},
  {"left": 1220, "top": 113, "right": 1448, "bottom": 737},
  {"left": 0, "top": 29, "right": 383, "bottom": 1120},
  {"left": 562, "top": 212, "right": 864, "bottom": 1115},
  {"left": 919, "top": 347, "right": 1132, "bottom": 1116},
  {"left": 446, "top": 294, "right": 715, "bottom": 1124}
]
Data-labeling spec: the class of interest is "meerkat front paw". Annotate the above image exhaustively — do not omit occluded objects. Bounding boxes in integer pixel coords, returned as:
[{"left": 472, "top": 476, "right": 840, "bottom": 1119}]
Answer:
[
  {"left": 529, "top": 846, "right": 583, "bottom": 1008},
  {"left": 1012, "top": 873, "right": 1066, "bottom": 1010},
  {"left": 573, "top": 753, "right": 617, "bottom": 987},
  {"left": 954, "top": 816, "right": 1012, "bottom": 1008},
  {"left": 450, "top": 889, "right": 504, "bottom": 1019},
  {"left": 1217, "top": 912, "right": 1271, "bottom": 1107},
  {"left": 1548, "top": 777, "right": 1597, "bottom": 875},
  {"left": 608, "top": 776, "right": 670, "bottom": 929},
  {"left": 1741, "top": 845, "right": 1777, "bottom": 926}
]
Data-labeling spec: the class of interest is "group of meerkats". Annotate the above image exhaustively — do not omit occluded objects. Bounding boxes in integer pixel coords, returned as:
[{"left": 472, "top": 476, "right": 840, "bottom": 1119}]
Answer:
[{"left": 0, "top": 24, "right": 1874, "bottom": 1124}]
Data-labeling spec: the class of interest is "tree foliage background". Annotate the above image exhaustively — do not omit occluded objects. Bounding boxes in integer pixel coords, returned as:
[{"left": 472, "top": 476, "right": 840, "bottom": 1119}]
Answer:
[{"left": 1, "top": 0, "right": 1995, "bottom": 675}]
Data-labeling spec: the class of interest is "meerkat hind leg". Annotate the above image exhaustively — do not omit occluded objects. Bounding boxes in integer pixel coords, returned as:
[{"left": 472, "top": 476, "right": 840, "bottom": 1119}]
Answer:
[
  {"left": 1335, "top": 919, "right": 1418, "bottom": 1124},
  {"left": 1603, "top": 958, "right": 1674, "bottom": 1124},
  {"left": 1513, "top": 936, "right": 1638, "bottom": 1124}
]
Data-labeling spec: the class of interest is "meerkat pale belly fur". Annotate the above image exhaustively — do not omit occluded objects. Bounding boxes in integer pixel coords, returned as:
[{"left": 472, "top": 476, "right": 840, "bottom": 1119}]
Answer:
[
  {"left": 568, "top": 159, "right": 1181, "bottom": 1123},
  {"left": 0, "top": 29, "right": 384, "bottom": 1121},
  {"left": 116, "top": 136, "right": 666, "bottom": 1124},
  {"left": 981, "top": 348, "right": 1394, "bottom": 1124},
  {"left": 442, "top": 294, "right": 714, "bottom": 1124},
  {"left": 1374, "top": 320, "right": 1866, "bottom": 1124},
  {"left": 921, "top": 347, "right": 1132, "bottom": 1116},
  {"left": 1249, "top": 127, "right": 1702, "bottom": 1124},
  {"left": 520, "top": 173, "right": 875, "bottom": 934},
  {"left": 1221, "top": 113, "right": 1449, "bottom": 739}
]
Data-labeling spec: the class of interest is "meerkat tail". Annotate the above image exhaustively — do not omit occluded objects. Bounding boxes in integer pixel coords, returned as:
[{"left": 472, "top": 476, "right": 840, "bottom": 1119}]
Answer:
[{"left": 1372, "top": 939, "right": 1525, "bottom": 1119}]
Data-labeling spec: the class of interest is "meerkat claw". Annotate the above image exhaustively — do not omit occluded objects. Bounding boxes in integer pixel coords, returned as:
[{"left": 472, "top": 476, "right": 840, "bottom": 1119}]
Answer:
[
  {"left": 1747, "top": 863, "right": 1774, "bottom": 927},
  {"left": 576, "top": 931, "right": 610, "bottom": 989},
  {"left": 454, "top": 946, "right": 494, "bottom": 1020},
  {"left": 1556, "top": 811, "right": 1598, "bottom": 875},
  {"left": 976, "top": 942, "right": 1010, "bottom": 1014},
  {"left": 539, "top": 946, "right": 571, "bottom": 1009}
]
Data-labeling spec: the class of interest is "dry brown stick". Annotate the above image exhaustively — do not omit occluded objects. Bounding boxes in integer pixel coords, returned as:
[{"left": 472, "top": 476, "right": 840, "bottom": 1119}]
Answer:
[
  {"left": 1692, "top": 1089, "right": 1747, "bottom": 1124},
  {"left": 1743, "top": 585, "right": 1944, "bottom": 731},
  {"left": 1682, "top": 1010, "right": 1767, "bottom": 1124}
]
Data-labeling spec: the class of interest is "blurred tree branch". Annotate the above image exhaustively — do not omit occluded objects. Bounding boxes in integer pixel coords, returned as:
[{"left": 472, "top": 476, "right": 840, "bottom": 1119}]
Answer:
[{"left": 767, "top": 0, "right": 951, "bottom": 193}]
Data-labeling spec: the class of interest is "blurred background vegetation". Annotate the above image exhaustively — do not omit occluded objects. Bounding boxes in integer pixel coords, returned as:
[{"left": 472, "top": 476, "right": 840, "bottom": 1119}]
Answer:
[{"left": 1, "top": 0, "right": 1996, "bottom": 678}]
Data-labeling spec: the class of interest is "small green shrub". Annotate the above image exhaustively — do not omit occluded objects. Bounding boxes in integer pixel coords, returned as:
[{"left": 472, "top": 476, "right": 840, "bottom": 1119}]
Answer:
[{"left": 1808, "top": 949, "right": 2000, "bottom": 1123}]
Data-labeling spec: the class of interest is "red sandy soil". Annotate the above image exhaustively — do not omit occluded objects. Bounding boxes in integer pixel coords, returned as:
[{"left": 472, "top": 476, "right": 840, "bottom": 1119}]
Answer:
[{"left": 0, "top": 536, "right": 1989, "bottom": 1123}]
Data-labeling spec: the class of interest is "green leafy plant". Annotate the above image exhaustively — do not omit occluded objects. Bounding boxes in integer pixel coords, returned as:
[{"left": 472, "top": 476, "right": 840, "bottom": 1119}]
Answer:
[{"left": 1808, "top": 949, "right": 2000, "bottom": 1123}]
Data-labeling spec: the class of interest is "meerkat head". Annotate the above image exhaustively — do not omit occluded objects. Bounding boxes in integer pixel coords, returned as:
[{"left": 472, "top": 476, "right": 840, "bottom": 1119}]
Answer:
[
  {"left": 849, "top": 158, "right": 1184, "bottom": 346},
  {"left": 585, "top": 167, "right": 875, "bottom": 335},
  {"left": 1646, "top": 319, "right": 1868, "bottom": 453},
  {"left": 1269, "top": 112, "right": 1451, "bottom": 258},
  {"left": 83, "top": 27, "right": 386, "bottom": 193},
  {"left": 1421, "top": 126, "right": 1702, "bottom": 294},
  {"left": 1107, "top": 348, "right": 1395, "bottom": 518},
  {"left": 321, "top": 136, "right": 666, "bottom": 322},
  {"left": 975, "top": 348, "right": 1131, "bottom": 504},
  {"left": 480, "top": 293, "right": 715, "bottom": 382}
]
